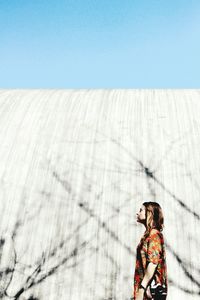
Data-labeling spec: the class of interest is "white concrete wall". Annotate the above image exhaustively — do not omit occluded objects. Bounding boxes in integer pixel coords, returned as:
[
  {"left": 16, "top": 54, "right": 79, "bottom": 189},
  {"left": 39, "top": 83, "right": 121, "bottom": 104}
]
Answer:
[{"left": 0, "top": 89, "right": 199, "bottom": 300}]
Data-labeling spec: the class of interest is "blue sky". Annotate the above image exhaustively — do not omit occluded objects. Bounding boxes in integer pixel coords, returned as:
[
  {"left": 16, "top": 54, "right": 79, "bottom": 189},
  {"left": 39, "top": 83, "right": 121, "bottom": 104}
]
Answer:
[{"left": 0, "top": 0, "right": 200, "bottom": 88}]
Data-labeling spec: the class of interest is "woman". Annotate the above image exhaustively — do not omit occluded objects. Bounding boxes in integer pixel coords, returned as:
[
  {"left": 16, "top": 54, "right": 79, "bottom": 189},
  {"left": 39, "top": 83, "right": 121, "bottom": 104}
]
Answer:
[{"left": 133, "top": 202, "right": 168, "bottom": 300}]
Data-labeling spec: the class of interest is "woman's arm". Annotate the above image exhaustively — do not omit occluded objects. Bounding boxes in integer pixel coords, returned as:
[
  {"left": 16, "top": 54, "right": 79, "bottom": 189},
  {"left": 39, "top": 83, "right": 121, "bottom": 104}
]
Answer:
[
  {"left": 135, "top": 263, "right": 157, "bottom": 300},
  {"left": 142, "top": 232, "right": 162, "bottom": 289},
  {"left": 141, "top": 262, "right": 157, "bottom": 288}
]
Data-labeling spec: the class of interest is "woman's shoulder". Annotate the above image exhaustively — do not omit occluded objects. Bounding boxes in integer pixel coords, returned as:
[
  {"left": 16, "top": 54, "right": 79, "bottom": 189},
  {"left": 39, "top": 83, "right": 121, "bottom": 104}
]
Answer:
[
  {"left": 150, "top": 228, "right": 160, "bottom": 234},
  {"left": 141, "top": 229, "right": 164, "bottom": 246},
  {"left": 149, "top": 228, "right": 163, "bottom": 239}
]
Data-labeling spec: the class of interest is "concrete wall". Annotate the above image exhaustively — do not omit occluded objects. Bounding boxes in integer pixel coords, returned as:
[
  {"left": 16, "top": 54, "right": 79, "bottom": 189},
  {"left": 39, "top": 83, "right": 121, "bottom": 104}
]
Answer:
[{"left": 0, "top": 90, "right": 199, "bottom": 300}]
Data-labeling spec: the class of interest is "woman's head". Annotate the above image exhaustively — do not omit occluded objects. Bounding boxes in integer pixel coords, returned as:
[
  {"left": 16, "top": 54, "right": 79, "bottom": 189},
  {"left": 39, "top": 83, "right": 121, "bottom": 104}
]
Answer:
[
  {"left": 143, "top": 201, "right": 164, "bottom": 231},
  {"left": 136, "top": 202, "right": 164, "bottom": 232}
]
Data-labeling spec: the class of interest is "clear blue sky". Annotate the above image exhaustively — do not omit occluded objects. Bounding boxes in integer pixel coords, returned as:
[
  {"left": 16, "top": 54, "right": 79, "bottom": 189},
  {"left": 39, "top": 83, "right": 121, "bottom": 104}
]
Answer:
[{"left": 0, "top": 0, "right": 200, "bottom": 88}]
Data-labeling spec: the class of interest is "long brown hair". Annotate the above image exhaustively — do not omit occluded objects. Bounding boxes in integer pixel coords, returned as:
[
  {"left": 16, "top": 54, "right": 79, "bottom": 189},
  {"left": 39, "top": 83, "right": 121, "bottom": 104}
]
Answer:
[{"left": 141, "top": 201, "right": 164, "bottom": 244}]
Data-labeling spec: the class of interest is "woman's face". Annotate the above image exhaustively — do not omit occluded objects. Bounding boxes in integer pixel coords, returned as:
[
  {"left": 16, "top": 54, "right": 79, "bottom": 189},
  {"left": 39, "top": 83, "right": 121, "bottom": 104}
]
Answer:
[{"left": 136, "top": 205, "right": 146, "bottom": 224}]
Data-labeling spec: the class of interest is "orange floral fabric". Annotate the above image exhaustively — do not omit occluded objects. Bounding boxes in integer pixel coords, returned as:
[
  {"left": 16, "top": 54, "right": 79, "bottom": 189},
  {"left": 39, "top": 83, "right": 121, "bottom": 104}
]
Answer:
[{"left": 133, "top": 229, "right": 167, "bottom": 300}]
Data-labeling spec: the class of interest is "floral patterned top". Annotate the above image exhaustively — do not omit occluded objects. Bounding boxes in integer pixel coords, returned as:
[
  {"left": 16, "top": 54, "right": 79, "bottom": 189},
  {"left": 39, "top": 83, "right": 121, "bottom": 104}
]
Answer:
[{"left": 133, "top": 229, "right": 168, "bottom": 300}]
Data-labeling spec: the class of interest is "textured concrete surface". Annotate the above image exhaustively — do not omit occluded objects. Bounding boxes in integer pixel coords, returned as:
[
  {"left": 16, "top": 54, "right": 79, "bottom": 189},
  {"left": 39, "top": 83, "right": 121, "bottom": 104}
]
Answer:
[{"left": 0, "top": 89, "right": 200, "bottom": 300}]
